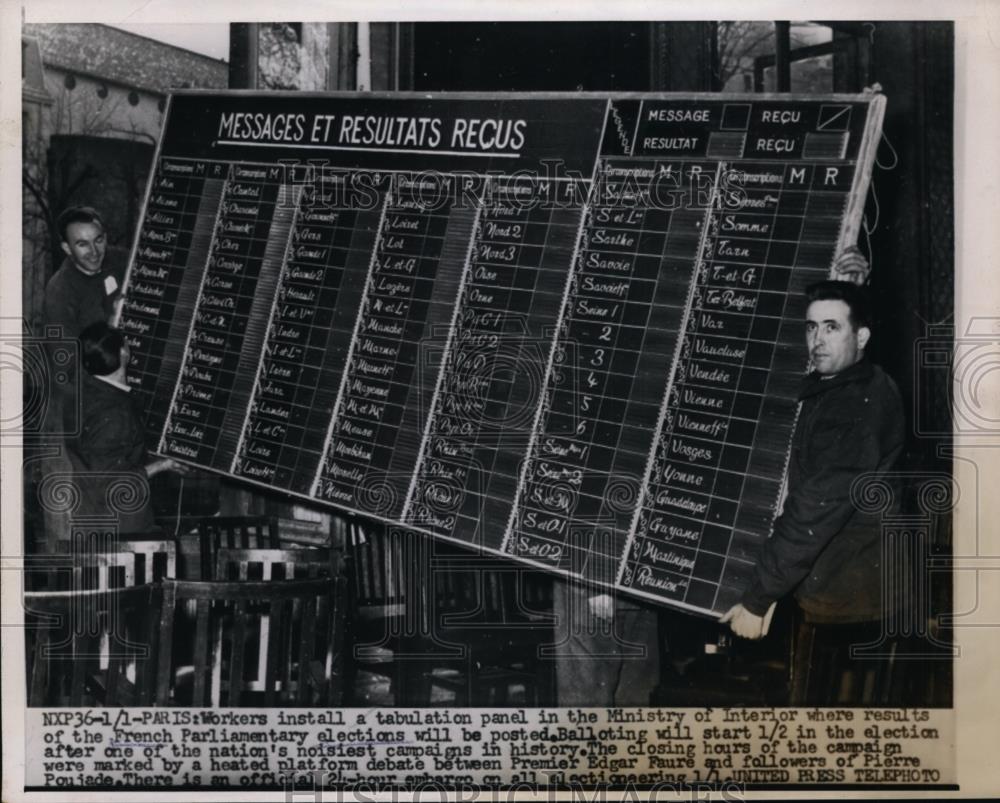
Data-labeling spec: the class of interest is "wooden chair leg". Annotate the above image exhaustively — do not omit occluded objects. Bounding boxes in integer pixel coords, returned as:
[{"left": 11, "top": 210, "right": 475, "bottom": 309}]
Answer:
[{"left": 790, "top": 618, "right": 815, "bottom": 705}]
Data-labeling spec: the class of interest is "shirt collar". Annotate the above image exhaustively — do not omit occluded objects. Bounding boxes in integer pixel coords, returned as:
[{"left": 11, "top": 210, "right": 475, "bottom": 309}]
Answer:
[
  {"left": 63, "top": 257, "right": 105, "bottom": 279},
  {"left": 94, "top": 374, "right": 131, "bottom": 393},
  {"left": 797, "top": 357, "right": 874, "bottom": 401}
]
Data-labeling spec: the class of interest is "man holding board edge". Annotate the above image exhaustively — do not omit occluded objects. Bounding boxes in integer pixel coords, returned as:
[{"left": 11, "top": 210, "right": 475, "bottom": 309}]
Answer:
[{"left": 723, "top": 256, "right": 906, "bottom": 704}]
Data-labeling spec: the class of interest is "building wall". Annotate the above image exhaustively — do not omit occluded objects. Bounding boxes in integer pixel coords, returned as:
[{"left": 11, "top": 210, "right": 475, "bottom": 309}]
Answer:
[
  {"left": 41, "top": 69, "right": 166, "bottom": 143},
  {"left": 22, "top": 98, "right": 50, "bottom": 334},
  {"left": 22, "top": 69, "right": 166, "bottom": 330}
]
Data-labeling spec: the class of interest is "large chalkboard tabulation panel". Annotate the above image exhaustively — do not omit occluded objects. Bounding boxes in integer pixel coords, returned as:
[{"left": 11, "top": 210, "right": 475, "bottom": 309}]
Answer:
[{"left": 118, "top": 91, "right": 884, "bottom": 617}]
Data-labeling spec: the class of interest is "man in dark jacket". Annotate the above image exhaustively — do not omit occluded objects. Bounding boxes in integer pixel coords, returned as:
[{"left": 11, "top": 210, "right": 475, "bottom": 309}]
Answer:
[
  {"left": 71, "top": 322, "right": 186, "bottom": 533},
  {"left": 33, "top": 207, "right": 122, "bottom": 551},
  {"left": 42, "top": 206, "right": 121, "bottom": 437},
  {"left": 721, "top": 280, "right": 905, "bottom": 701},
  {"left": 45, "top": 206, "right": 119, "bottom": 337},
  {"left": 44, "top": 206, "right": 120, "bottom": 338}
]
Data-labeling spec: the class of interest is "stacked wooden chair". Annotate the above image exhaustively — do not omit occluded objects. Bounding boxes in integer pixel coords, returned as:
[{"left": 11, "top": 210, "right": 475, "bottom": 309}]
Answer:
[{"left": 26, "top": 516, "right": 345, "bottom": 708}]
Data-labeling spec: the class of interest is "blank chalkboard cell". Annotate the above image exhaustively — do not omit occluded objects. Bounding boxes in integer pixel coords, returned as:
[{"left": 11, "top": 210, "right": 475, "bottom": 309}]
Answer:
[
  {"left": 798, "top": 206, "right": 849, "bottom": 243},
  {"left": 754, "top": 290, "right": 789, "bottom": 319},
  {"left": 476, "top": 261, "right": 551, "bottom": 293},
  {"left": 658, "top": 229, "right": 703, "bottom": 260},
  {"left": 751, "top": 265, "right": 791, "bottom": 296},
  {"left": 307, "top": 283, "right": 347, "bottom": 311},
  {"left": 711, "top": 440, "right": 749, "bottom": 473},
  {"left": 730, "top": 504, "right": 779, "bottom": 546},
  {"left": 793, "top": 243, "right": 840, "bottom": 274},
  {"left": 719, "top": 103, "right": 752, "bottom": 131},
  {"left": 729, "top": 417, "right": 761, "bottom": 449},
  {"left": 683, "top": 579, "right": 718, "bottom": 611},
  {"left": 745, "top": 422, "right": 795, "bottom": 469},
  {"left": 691, "top": 547, "right": 726, "bottom": 583},
  {"left": 767, "top": 214, "right": 806, "bottom": 243},
  {"left": 741, "top": 314, "right": 778, "bottom": 343}
]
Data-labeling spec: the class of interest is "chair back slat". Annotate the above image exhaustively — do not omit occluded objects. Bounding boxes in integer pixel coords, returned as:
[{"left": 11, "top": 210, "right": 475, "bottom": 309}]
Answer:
[
  {"left": 157, "top": 578, "right": 341, "bottom": 707},
  {"left": 69, "top": 627, "right": 92, "bottom": 704},
  {"left": 280, "top": 598, "right": 295, "bottom": 695},
  {"left": 192, "top": 599, "right": 212, "bottom": 706},
  {"left": 264, "top": 598, "right": 289, "bottom": 706},
  {"left": 156, "top": 582, "right": 178, "bottom": 704},
  {"left": 297, "top": 594, "right": 318, "bottom": 704},
  {"left": 214, "top": 547, "right": 334, "bottom": 582},
  {"left": 55, "top": 537, "right": 176, "bottom": 589},
  {"left": 29, "top": 626, "right": 50, "bottom": 703},
  {"left": 351, "top": 527, "right": 411, "bottom": 619},
  {"left": 198, "top": 516, "right": 280, "bottom": 580},
  {"left": 228, "top": 600, "right": 249, "bottom": 705},
  {"left": 25, "top": 584, "right": 162, "bottom": 707}
]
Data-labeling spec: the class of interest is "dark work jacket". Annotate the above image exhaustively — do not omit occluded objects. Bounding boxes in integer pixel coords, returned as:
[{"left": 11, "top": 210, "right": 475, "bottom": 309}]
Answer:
[
  {"left": 42, "top": 258, "right": 120, "bottom": 434},
  {"left": 43, "top": 257, "right": 119, "bottom": 339},
  {"left": 741, "top": 359, "right": 905, "bottom": 624},
  {"left": 68, "top": 373, "right": 156, "bottom": 534}
]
